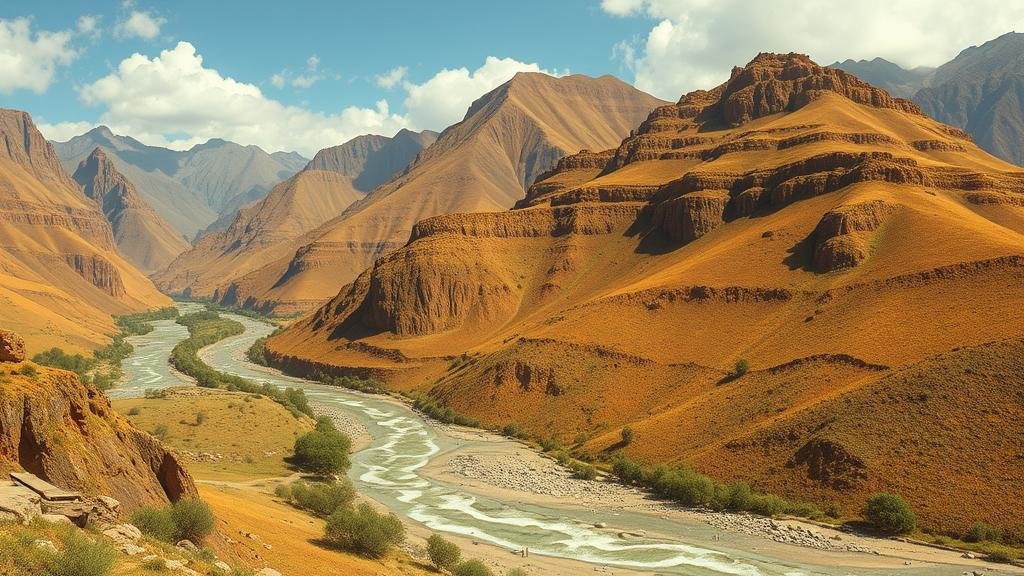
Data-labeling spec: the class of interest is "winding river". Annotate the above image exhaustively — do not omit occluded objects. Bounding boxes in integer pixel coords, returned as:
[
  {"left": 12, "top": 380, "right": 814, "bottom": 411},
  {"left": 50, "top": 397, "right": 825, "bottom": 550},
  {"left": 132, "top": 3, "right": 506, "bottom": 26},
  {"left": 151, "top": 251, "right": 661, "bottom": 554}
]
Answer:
[{"left": 111, "top": 304, "right": 993, "bottom": 576}]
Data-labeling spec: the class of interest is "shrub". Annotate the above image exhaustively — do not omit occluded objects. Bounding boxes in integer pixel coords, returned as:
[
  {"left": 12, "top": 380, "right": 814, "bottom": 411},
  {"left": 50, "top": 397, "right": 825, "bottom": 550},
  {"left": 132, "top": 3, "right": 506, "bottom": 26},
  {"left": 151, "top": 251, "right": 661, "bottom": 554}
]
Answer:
[
  {"left": 324, "top": 503, "right": 405, "bottom": 557},
  {"left": 570, "top": 462, "right": 597, "bottom": 480},
  {"left": 979, "top": 542, "right": 1019, "bottom": 563},
  {"left": 863, "top": 493, "right": 916, "bottom": 535},
  {"left": 453, "top": 559, "right": 494, "bottom": 576},
  {"left": 501, "top": 423, "right": 526, "bottom": 439},
  {"left": 412, "top": 395, "right": 479, "bottom": 427},
  {"left": 132, "top": 506, "right": 177, "bottom": 542},
  {"left": 538, "top": 437, "right": 561, "bottom": 452},
  {"left": 733, "top": 359, "right": 749, "bottom": 377},
  {"left": 427, "top": 533, "right": 461, "bottom": 572},
  {"left": 610, "top": 455, "right": 644, "bottom": 484},
  {"left": 274, "top": 484, "right": 291, "bottom": 499},
  {"left": 19, "top": 364, "right": 38, "bottom": 377},
  {"left": 128, "top": 407, "right": 141, "bottom": 416},
  {"left": 141, "top": 556, "right": 168, "bottom": 571},
  {"left": 293, "top": 420, "right": 352, "bottom": 476},
  {"left": 195, "top": 411, "right": 207, "bottom": 425},
  {"left": 504, "top": 570, "right": 528, "bottom": 576},
  {"left": 45, "top": 529, "right": 117, "bottom": 576},
  {"left": 152, "top": 424, "right": 170, "bottom": 440},
  {"left": 965, "top": 521, "right": 1001, "bottom": 543},
  {"left": 620, "top": 426, "right": 634, "bottom": 446},
  {"left": 170, "top": 498, "right": 216, "bottom": 542},
  {"left": 287, "top": 480, "right": 355, "bottom": 517}
]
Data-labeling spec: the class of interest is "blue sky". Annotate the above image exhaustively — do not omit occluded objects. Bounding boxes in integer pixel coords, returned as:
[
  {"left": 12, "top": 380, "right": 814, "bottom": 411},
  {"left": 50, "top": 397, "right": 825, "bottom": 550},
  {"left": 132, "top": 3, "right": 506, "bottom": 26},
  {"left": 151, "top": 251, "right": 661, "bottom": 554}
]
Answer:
[{"left": 3, "top": 1, "right": 1022, "bottom": 155}]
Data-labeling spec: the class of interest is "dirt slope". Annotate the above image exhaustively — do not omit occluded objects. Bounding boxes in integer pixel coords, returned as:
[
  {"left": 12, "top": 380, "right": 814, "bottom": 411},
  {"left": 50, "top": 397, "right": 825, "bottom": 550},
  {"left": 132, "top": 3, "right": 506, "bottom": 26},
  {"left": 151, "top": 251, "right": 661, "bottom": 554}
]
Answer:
[
  {"left": 208, "top": 73, "right": 667, "bottom": 314},
  {"left": 152, "top": 130, "right": 438, "bottom": 302},
  {"left": 0, "top": 109, "right": 170, "bottom": 353},
  {"left": 72, "top": 147, "right": 189, "bottom": 273},
  {"left": 266, "top": 54, "right": 1024, "bottom": 534}
]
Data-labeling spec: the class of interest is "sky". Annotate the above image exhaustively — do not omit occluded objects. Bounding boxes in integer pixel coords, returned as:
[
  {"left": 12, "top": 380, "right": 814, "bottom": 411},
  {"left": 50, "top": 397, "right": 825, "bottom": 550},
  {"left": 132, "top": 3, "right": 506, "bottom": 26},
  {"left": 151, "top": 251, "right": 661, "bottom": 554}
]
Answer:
[{"left": 2, "top": 0, "right": 1023, "bottom": 156}]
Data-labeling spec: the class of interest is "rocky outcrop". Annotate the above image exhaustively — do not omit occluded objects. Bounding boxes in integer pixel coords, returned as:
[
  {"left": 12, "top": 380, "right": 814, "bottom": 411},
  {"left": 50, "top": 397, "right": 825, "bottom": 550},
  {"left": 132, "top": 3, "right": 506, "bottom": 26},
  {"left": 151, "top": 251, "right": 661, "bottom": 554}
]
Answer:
[
  {"left": 0, "top": 330, "right": 25, "bottom": 363},
  {"left": 0, "top": 366, "right": 197, "bottom": 512},
  {"left": 812, "top": 200, "right": 898, "bottom": 271},
  {"left": 652, "top": 190, "right": 730, "bottom": 243}
]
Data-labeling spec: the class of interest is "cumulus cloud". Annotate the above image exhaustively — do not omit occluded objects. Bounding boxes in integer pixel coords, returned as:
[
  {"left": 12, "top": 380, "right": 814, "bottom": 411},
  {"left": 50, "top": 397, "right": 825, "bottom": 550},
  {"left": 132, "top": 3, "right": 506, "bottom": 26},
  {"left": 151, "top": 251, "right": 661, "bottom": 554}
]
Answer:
[
  {"left": 375, "top": 66, "right": 407, "bottom": 89},
  {"left": 0, "top": 18, "right": 77, "bottom": 94},
  {"left": 270, "top": 54, "right": 323, "bottom": 89},
  {"left": 76, "top": 15, "right": 102, "bottom": 39},
  {"left": 79, "top": 42, "right": 407, "bottom": 155},
  {"left": 603, "top": 0, "right": 1024, "bottom": 99},
  {"left": 114, "top": 10, "right": 165, "bottom": 40},
  {"left": 402, "top": 56, "right": 564, "bottom": 131}
]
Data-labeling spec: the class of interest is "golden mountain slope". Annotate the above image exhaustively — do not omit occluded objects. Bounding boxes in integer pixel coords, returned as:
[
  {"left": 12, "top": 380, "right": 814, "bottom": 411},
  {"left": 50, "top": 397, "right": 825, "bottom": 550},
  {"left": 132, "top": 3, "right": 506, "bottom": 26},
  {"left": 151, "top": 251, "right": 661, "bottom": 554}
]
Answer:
[
  {"left": 0, "top": 109, "right": 170, "bottom": 353},
  {"left": 208, "top": 73, "right": 667, "bottom": 314},
  {"left": 72, "top": 147, "right": 189, "bottom": 273},
  {"left": 266, "top": 54, "right": 1024, "bottom": 534},
  {"left": 152, "top": 130, "right": 438, "bottom": 304}
]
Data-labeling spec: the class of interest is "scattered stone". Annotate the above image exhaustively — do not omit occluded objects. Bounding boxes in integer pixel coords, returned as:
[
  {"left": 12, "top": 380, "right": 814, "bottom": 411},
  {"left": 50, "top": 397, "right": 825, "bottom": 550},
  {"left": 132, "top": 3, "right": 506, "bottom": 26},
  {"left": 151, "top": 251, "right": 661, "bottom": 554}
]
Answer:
[
  {"left": 594, "top": 522, "right": 607, "bottom": 528},
  {"left": 103, "top": 523, "right": 143, "bottom": 543},
  {"left": 262, "top": 543, "right": 272, "bottom": 550},
  {"left": 214, "top": 561, "right": 232, "bottom": 572},
  {"left": 257, "top": 569, "right": 282, "bottom": 576},
  {"left": 33, "top": 539, "right": 58, "bottom": 555},
  {"left": 40, "top": 513, "right": 73, "bottom": 526},
  {"left": 0, "top": 330, "right": 26, "bottom": 363},
  {"left": 120, "top": 543, "right": 146, "bottom": 556},
  {"left": 961, "top": 552, "right": 976, "bottom": 559},
  {"left": 177, "top": 539, "right": 199, "bottom": 553}
]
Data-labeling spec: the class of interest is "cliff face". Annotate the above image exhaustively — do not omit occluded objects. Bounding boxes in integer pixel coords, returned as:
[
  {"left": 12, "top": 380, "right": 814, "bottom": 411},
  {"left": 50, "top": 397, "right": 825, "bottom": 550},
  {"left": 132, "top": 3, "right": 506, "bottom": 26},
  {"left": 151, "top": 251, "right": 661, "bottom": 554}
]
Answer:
[
  {"left": 0, "top": 109, "right": 170, "bottom": 353},
  {"left": 197, "top": 73, "right": 667, "bottom": 315},
  {"left": 0, "top": 364, "right": 196, "bottom": 510},
  {"left": 73, "top": 148, "right": 190, "bottom": 273},
  {"left": 152, "top": 130, "right": 438, "bottom": 304},
  {"left": 267, "top": 54, "right": 1024, "bottom": 533}
]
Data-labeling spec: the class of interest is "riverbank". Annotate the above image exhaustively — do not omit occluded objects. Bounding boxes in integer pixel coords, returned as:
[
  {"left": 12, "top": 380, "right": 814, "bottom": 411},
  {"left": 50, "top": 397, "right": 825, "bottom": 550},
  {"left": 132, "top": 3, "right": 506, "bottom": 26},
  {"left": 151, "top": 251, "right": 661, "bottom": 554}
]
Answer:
[{"left": 421, "top": 422, "right": 1022, "bottom": 575}]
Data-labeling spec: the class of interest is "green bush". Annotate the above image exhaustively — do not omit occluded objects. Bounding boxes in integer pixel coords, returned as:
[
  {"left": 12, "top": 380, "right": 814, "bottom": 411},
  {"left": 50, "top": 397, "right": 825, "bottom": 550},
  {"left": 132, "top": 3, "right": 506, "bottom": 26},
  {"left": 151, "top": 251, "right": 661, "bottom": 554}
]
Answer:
[
  {"left": 286, "top": 480, "right": 355, "bottom": 517},
  {"left": 324, "top": 503, "right": 405, "bottom": 557},
  {"left": 141, "top": 556, "right": 167, "bottom": 571},
  {"left": 864, "top": 493, "right": 916, "bottom": 535},
  {"left": 170, "top": 498, "right": 216, "bottom": 542},
  {"left": 620, "top": 426, "right": 634, "bottom": 446},
  {"left": 453, "top": 559, "right": 494, "bottom": 576},
  {"left": 504, "top": 570, "right": 528, "bottom": 576},
  {"left": 412, "top": 395, "right": 479, "bottom": 427},
  {"left": 570, "top": 462, "right": 597, "bottom": 480},
  {"left": 427, "top": 533, "right": 461, "bottom": 572},
  {"left": 537, "top": 437, "right": 561, "bottom": 452},
  {"left": 19, "top": 364, "right": 38, "bottom": 377},
  {"left": 965, "top": 521, "right": 1001, "bottom": 543},
  {"left": 33, "top": 348, "right": 94, "bottom": 374},
  {"left": 131, "top": 506, "right": 177, "bottom": 542},
  {"left": 293, "top": 419, "right": 352, "bottom": 475},
  {"left": 733, "top": 359, "right": 749, "bottom": 377},
  {"left": 45, "top": 529, "right": 117, "bottom": 576}
]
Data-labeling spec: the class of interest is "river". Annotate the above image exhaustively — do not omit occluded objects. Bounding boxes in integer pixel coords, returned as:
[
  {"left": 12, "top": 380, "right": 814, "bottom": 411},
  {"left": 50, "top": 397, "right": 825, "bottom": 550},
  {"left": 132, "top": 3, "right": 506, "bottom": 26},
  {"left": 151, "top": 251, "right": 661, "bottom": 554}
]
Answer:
[{"left": 109, "top": 304, "right": 998, "bottom": 576}]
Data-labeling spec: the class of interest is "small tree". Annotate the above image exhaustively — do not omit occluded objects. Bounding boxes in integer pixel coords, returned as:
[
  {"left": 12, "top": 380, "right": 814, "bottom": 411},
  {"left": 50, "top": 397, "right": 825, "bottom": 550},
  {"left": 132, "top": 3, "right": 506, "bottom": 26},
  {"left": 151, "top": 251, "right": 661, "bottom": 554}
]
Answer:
[
  {"left": 733, "top": 359, "right": 749, "bottom": 377},
  {"left": 170, "top": 498, "right": 216, "bottom": 542},
  {"left": 864, "top": 493, "right": 916, "bottom": 535},
  {"left": 131, "top": 506, "right": 177, "bottom": 541},
  {"left": 620, "top": 426, "right": 635, "bottom": 446},
  {"left": 427, "top": 533, "right": 461, "bottom": 572},
  {"left": 325, "top": 503, "right": 405, "bottom": 557},
  {"left": 293, "top": 421, "right": 352, "bottom": 476},
  {"left": 454, "top": 559, "right": 494, "bottom": 576}
]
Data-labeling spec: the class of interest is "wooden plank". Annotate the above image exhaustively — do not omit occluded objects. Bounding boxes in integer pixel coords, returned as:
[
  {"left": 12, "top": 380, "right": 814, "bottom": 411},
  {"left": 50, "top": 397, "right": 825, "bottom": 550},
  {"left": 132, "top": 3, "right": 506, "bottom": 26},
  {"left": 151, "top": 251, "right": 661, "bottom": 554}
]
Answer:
[{"left": 9, "top": 472, "right": 80, "bottom": 502}]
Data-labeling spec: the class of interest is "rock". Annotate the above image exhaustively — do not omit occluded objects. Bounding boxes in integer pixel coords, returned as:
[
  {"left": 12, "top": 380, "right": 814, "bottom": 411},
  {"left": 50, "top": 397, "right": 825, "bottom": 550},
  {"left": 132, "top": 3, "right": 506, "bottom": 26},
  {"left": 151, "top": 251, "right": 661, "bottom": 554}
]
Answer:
[
  {"left": 594, "top": 522, "right": 607, "bottom": 528},
  {"left": 214, "top": 561, "right": 232, "bottom": 572},
  {"left": 0, "top": 489, "right": 41, "bottom": 523},
  {"left": 40, "top": 514, "right": 73, "bottom": 526},
  {"left": 121, "top": 543, "right": 146, "bottom": 556},
  {"left": 104, "top": 524, "right": 143, "bottom": 543},
  {"left": 176, "top": 539, "right": 199, "bottom": 553},
  {"left": 97, "top": 496, "right": 121, "bottom": 515},
  {"left": 0, "top": 330, "right": 25, "bottom": 362},
  {"left": 142, "top": 555, "right": 159, "bottom": 563},
  {"left": 961, "top": 552, "right": 976, "bottom": 559},
  {"left": 257, "top": 569, "right": 283, "bottom": 576},
  {"left": 33, "top": 539, "right": 58, "bottom": 555}
]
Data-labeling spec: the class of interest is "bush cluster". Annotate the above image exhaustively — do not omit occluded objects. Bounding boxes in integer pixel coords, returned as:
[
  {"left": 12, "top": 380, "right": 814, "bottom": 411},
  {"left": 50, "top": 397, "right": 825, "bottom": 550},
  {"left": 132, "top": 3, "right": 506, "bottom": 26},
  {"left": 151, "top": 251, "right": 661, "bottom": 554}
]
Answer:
[
  {"left": 312, "top": 371, "right": 386, "bottom": 394},
  {"left": 427, "top": 533, "right": 461, "bottom": 571},
  {"left": 609, "top": 455, "right": 820, "bottom": 518},
  {"left": 324, "top": 502, "right": 405, "bottom": 558},
  {"left": 276, "top": 479, "right": 355, "bottom": 517},
  {"left": 169, "top": 311, "right": 313, "bottom": 418},
  {"left": 293, "top": 417, "right": 352, "bottom": 475},
  {"left": 131, "top": 498, "right": 215, "bottom": 543},
  {"left": 864, "top": 493, "right": 916, "bottom": 535},
  {"left": 44, "top": 529, "right": 117, "bottom": 576},
  {"left": 412, "top": 395, "right": 480, "bottom": 427}
]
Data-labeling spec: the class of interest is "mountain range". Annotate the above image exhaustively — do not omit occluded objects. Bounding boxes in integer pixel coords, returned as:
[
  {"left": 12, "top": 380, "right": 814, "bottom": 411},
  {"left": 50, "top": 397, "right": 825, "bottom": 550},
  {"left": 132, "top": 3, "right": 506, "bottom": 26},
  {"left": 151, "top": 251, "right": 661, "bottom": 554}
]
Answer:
[
  {"left": 832, "top": 31, "right": 1024, "bottom": 166},
  {"left": 53, "top": 128, "right": 308, "bottom": 240},
  {"left": 157, "top": 72, "right": 667, "bottom": 314},
  {"left": 0, "top": 109, "right": 170, "bottom": 352},
  {"left": 265, "top": 53, "right": 1024, "bottom": 534}
]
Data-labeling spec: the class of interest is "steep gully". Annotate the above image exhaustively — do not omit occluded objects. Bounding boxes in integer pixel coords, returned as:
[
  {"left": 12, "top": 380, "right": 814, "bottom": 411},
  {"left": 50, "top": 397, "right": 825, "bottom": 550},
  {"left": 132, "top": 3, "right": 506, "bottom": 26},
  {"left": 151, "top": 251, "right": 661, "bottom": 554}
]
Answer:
[{"left": 109, "top": 304, "right": 989, "bottom": 576}]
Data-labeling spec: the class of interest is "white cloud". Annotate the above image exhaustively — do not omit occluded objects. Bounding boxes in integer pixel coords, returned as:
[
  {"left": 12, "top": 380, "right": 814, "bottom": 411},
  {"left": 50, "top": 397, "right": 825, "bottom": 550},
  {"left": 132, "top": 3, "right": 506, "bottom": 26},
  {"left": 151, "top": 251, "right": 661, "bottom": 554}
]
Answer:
[
  {"left": 270, "top": 72, "right": 286, "bottom": 88},
  {"left": 375, "top": 66, "right": 407, "bottom": 89},
  {"left": 79, "top": 42, "right": 406, "bottom": 155},
  {"left": 0, "top": 18, "right": 77, "bottom": 94},
  {"left": 402, "top": 56, "right": 564, "bottom": 131},
  {"left": 114, "top": 10, "right": 165, "bottom": 40},
  {"left": 36, "top": 120, "right": 97, "bottom": 142},
  {"left": 603, "top": 0, "right": 1024, "bottom": 99},
  {"left": 76, "top": 15, "right": 101, "bottom": 39},
  {"left": 291, "top": 73, "right": 320, "bottom": 88},
  {"left": 306, "top": 54, "right": 319, "bottom": 70}
]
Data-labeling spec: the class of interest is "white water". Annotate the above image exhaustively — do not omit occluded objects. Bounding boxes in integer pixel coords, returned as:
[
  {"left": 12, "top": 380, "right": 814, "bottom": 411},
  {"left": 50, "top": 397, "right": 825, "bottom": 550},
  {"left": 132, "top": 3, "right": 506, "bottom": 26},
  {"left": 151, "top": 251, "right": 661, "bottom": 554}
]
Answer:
[{"left": 110, "top": 305, "right": 982, "bottom": 576}]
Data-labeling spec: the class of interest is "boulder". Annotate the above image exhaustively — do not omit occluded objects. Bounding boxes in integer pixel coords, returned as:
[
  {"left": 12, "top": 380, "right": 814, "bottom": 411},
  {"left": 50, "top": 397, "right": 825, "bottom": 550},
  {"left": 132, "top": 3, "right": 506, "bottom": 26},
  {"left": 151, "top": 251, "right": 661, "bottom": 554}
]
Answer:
[
  {"left": 257, "top": 569, "right": 283, "bottom": 576},
  {"left": 176, "top": 539, "right": 199, "bottom": 553},
  {"left": 33, "top": 539, "right": 58, "bottom": 555},
  {"left": 0, "top": 487, "right": 41, "bottom": 523},
  {"left": 214, "top": 561, "right": 232, "bottom": 573},
  {"left": 0, "top": 330, "right": 25, "bottom": 362},
  {"left": 40, "top": 514, "right": 73, "bottom": 526}
]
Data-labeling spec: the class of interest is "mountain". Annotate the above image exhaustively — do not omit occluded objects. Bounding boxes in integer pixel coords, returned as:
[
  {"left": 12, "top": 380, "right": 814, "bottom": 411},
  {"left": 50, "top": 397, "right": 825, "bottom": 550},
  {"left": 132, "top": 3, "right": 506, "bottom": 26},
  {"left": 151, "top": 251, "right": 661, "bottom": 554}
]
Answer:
[
  {"left": 72, "top": 148, "right": 190, "bottom": 273},
  {"left": 152, "top": 129, "right": 439, "bottom": 301},
  {"left": 198, "top": 73, "right": 668, "bottom": 314},
  {"left": 828, "top": 57, "right": 934, "bottom": 97},
  {"left": 53, "top": 128, "right": 307, "bottom": 239},
  {"left": 914, "top": 31, "right": 1024, "bottom": 166},
  {"left": 0, "top": 109, "right": 170, "bottom": 353},
  {"left": 265, "top": 54, "right": 1024, "bottom": 535}
]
